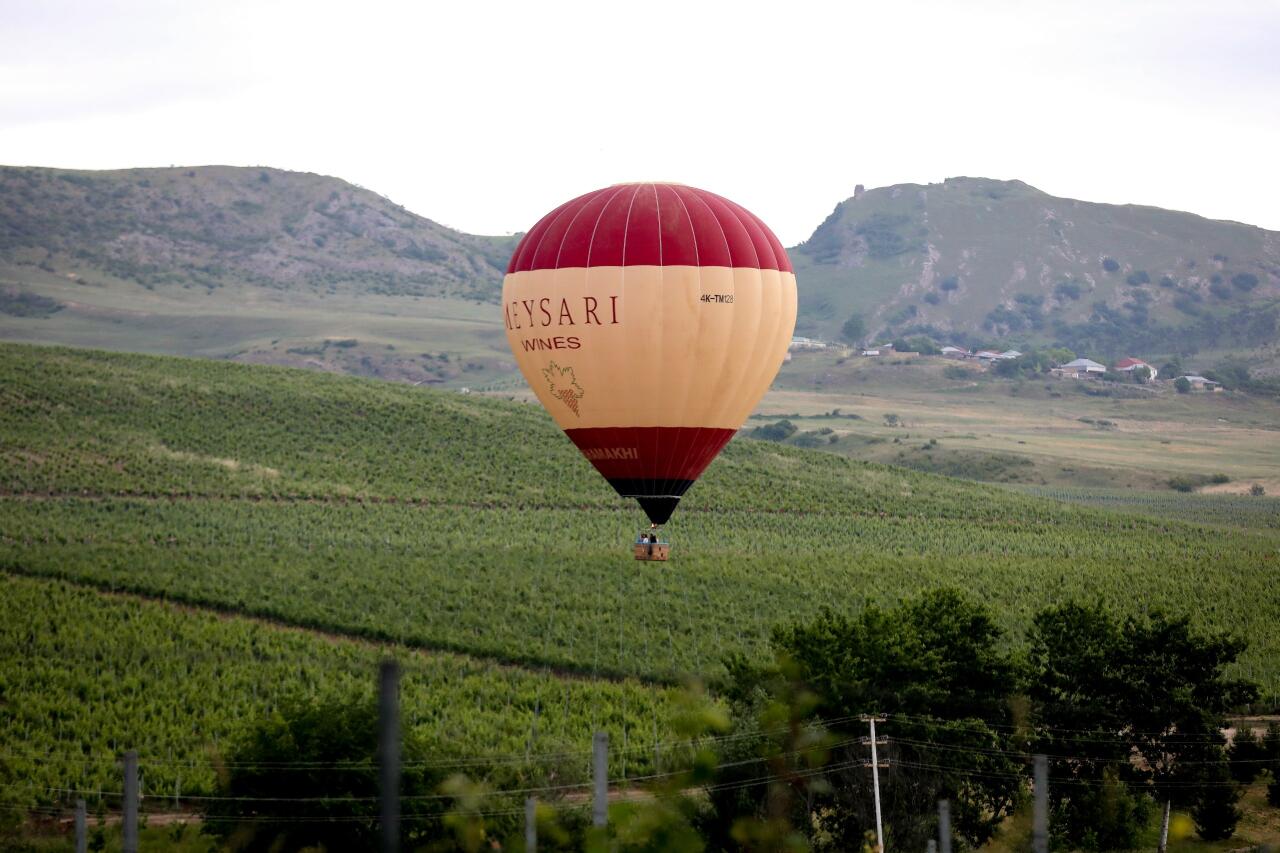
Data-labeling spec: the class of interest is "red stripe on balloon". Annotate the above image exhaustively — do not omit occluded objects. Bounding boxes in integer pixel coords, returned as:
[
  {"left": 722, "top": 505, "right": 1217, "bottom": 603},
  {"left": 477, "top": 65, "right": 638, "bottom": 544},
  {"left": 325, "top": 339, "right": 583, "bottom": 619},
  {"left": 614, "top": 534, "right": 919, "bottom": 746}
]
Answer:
[
  {"left": 508, "top": 184, "right": 792, "bottom": 273},
  {"left": 564, "top": 426, "right": 736, "bottom": 484}
]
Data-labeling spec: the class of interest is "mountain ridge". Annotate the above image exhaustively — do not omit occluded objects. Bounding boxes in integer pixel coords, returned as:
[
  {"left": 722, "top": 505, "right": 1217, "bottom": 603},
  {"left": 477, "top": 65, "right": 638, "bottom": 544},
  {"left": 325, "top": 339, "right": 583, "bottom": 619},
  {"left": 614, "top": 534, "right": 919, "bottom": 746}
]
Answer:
[
  {"left": 789, "top": 176, "right": 1280, "bottom": 357},
  {"left": 3, "top": 166, "right": 1279, "bottom": 377},
  {"left": 0, "top": 164, "right": 516, "bottom": 300}
]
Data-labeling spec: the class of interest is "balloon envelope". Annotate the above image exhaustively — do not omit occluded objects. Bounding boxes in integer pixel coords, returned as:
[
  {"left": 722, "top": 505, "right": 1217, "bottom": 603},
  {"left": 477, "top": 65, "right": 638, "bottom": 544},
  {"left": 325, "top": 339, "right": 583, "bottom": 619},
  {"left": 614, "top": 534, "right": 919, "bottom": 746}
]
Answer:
[{"left": 502, "top": 183, "right": 797, "bottom": 523}]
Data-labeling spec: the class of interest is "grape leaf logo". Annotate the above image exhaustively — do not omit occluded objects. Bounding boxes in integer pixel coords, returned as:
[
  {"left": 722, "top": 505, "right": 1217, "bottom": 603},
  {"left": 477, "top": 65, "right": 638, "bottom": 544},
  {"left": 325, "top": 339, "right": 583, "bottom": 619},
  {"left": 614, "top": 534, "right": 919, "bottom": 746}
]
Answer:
[{"left": 542, "top": 361, "right": 584, "bottom": 416}]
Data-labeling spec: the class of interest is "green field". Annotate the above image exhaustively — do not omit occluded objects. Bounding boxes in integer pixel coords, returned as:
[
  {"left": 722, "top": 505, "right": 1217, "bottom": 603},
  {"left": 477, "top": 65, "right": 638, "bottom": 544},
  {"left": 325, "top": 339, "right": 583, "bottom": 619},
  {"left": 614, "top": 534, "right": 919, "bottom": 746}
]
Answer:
[
  {"left": 766, "top": 351, "right": 1280, "bottom": 493},
  {"left": 2, "top": 342, "right": 1279, "bottom": 840}
]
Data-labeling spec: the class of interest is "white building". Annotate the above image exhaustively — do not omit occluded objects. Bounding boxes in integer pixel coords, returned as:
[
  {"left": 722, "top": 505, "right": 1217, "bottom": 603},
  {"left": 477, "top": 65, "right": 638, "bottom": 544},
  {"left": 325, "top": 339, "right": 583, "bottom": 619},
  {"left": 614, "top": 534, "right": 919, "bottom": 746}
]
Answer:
[{"left": 1061, "top": 357, "right": 1106, "bottom": 375}]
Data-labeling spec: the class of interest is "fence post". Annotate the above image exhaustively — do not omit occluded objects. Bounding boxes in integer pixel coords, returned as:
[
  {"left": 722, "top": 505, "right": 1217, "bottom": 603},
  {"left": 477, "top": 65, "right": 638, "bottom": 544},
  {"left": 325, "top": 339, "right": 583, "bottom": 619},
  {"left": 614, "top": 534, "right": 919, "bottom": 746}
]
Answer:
[
  {"left": 122, "top": 751, "right": 138, "bottom": 853},
  {"left": 1033, "top": 754, "right": 1048, "bottom": 853},
  {"left": 525, "top": 796, "right": 537, "bottom": 852},
  {"left": 592, "top": 731, "right": 608, "bottom": 828},
  {"left": 75, "top": 799, "right": 86, "bottom": 853},
  {"left": 937, "top": 799, "right": 951, "bottom": 853},
  {"left": 380, "top": 660, "right": 401, "bottom": 853}
]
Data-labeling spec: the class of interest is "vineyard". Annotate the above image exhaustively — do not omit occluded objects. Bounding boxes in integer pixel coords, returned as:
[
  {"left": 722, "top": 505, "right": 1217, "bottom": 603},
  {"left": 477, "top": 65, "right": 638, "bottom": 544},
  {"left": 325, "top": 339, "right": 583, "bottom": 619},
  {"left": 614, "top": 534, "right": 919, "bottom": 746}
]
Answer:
[
  {"left": 2, "top": 342, "right": 1279, "bottom": 821},
  {"left": 0, "top": 574, "right": 680, "bottom": 807},
  {"left": 1013, "top": 484, "right": 1280, "bottom": 530}
]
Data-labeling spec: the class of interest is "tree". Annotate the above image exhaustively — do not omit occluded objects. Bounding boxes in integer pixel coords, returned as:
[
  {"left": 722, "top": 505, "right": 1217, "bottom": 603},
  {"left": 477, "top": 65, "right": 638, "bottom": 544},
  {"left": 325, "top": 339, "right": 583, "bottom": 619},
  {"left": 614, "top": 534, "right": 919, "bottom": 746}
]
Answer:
[
  {"left": 1101, "top": 257, "right": 1120, "bottom": 272},
  {"left": 716, "top": 591, "right": 1022, "bottom": 851},
  {"left": 840, "top": 314, "right": 866, "bottom": 344},
  {"left": 1027, "top": 603, "right": 1257, "bottom": 850},
  {"left": 1133, "top": 365, "right": 1152, "bottom": 384},
  {"left": 206, "top": 693, "right": 448, "bottom": 852},
  {"left": 1175, "top": 376, "right": 1192, "bottom": 394},
  {"left": 1231, "top": 272, "right": 1259, "bottom": 291},
  {"left": 1026, "top": 603, "right": 1146, "bottom": 848},
  {"left": 1190, "top": 762, "right": 1240, "bottom": 841}
]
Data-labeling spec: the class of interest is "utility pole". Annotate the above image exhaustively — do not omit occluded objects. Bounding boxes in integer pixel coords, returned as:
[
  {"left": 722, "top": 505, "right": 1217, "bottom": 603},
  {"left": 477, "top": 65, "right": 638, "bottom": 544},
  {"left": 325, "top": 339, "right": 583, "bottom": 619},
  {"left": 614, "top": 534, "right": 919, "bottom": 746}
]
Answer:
[
  {"left": 1032, "top": 754, "right": 1048, "bottom": 853},
  {"left": 122, "top": 751, "right": 138, "bottom": 853},
  {"left": 379, "top": 660, "right": 401, "bottom": 853},
  {"left": 592, "top": 731, "right": 609, "bottom": 828},
  {"left": 861, "top": 715, "right": 888, "bottom": 853},
  {"left": 937, "top": 800, "right": 951, "bottom": 853}
]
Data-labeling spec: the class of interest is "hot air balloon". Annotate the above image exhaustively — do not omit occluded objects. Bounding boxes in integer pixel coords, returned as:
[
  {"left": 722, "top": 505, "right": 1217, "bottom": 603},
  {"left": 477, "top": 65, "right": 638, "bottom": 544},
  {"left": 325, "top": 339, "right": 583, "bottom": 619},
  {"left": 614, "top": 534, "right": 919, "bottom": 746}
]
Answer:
[{"left": 502, "top": 183, "right": 797, "bottom": 555}]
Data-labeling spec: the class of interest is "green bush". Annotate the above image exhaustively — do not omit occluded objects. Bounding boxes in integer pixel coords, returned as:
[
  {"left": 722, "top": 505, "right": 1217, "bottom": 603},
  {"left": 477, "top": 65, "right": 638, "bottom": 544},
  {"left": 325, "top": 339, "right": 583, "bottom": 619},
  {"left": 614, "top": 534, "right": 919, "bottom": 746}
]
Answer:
[
  {"left": 1054, "top": 280, "right": 1083, "bottom": 300},
  {"left": 1101, "top": 257, "right": 1120, "bottom": 272},
  {"left": 1191, "top": 766, "right": 1241, "bottom": 841},
  {"left": 1232, "top": 272, "right": 1259, "bottom": 291},
  {"left": 1125, "top": 270, "right": 1150, "bottom": 286},
  {"left": 749, "top": 419, "right": 797, "bottom": 442},
  {"left": 839, "top": 313, "right": 866, "bottom": 344},
  {"left": 1175, "top": 376, "right": 1192, "bottom": 393}
]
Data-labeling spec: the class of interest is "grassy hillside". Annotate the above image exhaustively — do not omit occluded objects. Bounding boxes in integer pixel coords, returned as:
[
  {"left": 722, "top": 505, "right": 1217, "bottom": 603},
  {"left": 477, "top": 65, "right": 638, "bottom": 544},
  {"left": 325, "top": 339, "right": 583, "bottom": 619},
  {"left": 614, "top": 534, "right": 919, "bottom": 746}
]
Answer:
[
  {"left": 791, "top": 177, "right": 1280, "bottom": 362},
  {"left": 0, "top": 165, "right": 514, "bottom": 299},
  {"left": 0, "top": 165, "right": 518, "bottom": 385},
  {"left": 3, "top": 342, "right": 1277, "bottom": 693},
  {"left": 0, "top": 574, "right": 679, "bottom": 804},
  {"left": 767, "top": 351, "right": 1280, "bottom": 493}
]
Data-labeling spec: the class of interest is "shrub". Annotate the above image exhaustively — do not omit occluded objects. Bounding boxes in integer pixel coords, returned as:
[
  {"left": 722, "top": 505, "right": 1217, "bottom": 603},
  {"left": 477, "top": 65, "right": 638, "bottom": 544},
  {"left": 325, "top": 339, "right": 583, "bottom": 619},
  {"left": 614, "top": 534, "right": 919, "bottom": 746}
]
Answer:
[
  {"left": 1173, "top": 294, "right": 1202, "bottom": 315},
  {"left": 206, "top": 694, "right": 446, "bottom": 850},
  {"left": 944, "top": 365, "right": 971, "bottom": 380},
  {"left": 1125, "top": 270, "right": 1150, "bottom": 286},
  {"left": 1159, "top": 275, "right": 1176, "bottom": 287},
  {"left": 1209, "top": 280, "right": 1233, "bottom": 300},
  {"left": 1232, "top": 272, "right": 1259, "bottom": 291},
  {"left": 1101, "top": 257, "right": 1120, "bottom": 272},
  {"left": 939, "top": 276, "right": 959, "bottom": 292},
  {"left": 1250, "top": 484, "right": 1266, "bottom": 497},
  {"left": 750, "top": 419, "right": 797, "bottom": 442},
  {"left": 1191, "top": 768, "right": 1241, "bottom": 841},
  {"left": 1175, "top": 376, "right": 1192, "bottom": 393},
  {"left": 839, "top": 313, "right": 866, "bottom": 344},
  {"left": 923, "top": 292, "right": 941, "bottom": 305},
  {"left": 1054, "top": 280, "right": 1083, "bottom": 300}
]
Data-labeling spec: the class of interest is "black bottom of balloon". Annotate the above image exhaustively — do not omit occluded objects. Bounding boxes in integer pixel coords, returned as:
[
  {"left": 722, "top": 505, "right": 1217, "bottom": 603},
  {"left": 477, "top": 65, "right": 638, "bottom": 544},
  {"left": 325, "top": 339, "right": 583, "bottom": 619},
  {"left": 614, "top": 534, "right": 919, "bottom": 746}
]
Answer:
[{"left": 606, "top": 478, "right": 694, "bottom": 525}]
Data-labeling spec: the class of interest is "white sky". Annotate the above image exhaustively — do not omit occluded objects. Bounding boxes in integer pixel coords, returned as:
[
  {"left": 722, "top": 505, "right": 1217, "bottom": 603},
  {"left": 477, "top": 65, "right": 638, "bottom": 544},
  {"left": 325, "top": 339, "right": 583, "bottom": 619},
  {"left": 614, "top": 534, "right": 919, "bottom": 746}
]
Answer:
[{"left": 2, "top": 0, "right": 1278, "bottom": 244}]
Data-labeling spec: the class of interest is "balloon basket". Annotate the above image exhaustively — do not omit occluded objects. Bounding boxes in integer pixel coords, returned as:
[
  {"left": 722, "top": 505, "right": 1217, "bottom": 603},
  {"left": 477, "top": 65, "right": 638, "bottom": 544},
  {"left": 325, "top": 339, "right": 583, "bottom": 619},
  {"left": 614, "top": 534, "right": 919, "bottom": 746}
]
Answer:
[{"left": 633, "top": 532, "right": 671, "bottom": 562}]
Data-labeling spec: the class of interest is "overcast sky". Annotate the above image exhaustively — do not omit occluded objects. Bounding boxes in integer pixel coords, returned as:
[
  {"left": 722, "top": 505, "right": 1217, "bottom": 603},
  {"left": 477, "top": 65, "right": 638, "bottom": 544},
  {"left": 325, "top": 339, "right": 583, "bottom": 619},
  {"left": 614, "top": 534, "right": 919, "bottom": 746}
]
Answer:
[{"left": 2, "top": 0, "right": 1277, "bottom": 244}]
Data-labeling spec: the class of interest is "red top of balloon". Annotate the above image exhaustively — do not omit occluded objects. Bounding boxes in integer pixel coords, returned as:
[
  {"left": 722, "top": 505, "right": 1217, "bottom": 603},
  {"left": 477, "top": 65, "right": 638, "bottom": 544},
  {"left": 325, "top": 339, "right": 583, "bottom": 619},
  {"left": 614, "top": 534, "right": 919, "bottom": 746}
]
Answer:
[{"left": 507, "top": 183, "right": 793, "bottom": 274}]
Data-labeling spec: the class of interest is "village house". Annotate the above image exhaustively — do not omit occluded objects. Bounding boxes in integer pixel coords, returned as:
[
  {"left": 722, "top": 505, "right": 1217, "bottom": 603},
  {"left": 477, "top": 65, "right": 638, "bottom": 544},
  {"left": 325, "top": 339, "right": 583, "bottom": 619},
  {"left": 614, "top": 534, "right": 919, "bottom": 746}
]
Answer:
[
  {"left": 940, "top": 346, "right": 969, "bottom": 359},
  {"left": 789, "top": 336, "right": 827, "bottom": 351},
  {"left": 1054, "top": 357, "right": 1107, "bottom": 378},
  {"left": 1114, "top": 357, "right": 1157, "bottom": 380},
  {"left": 1178, "top": 375, "right": 1222, "bottom": 391}
]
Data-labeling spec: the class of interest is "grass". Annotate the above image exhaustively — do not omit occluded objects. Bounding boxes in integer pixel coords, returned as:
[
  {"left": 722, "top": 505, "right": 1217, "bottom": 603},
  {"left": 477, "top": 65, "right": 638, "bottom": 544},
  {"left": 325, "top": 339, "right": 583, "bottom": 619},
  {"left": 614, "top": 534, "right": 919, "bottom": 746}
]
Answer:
[
  {"left": 0, "top": 259, "right": 511, "bottom": 387},
  {"left": 3, "top": 342, "right": 1278, "bottom": 693},
  {"left": 763, "top": 353, "right": 1280, "bottom": 491},
  {"left": 1, "top": 342, "right": 1278, "bottom": 848}
]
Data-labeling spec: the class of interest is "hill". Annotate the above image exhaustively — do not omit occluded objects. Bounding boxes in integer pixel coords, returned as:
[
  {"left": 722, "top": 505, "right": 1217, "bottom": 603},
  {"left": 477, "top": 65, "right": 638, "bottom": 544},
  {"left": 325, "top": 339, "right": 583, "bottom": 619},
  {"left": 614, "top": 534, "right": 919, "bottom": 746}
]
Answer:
[
  {"left": 2, "top": 342, "right": 1279, "bottom": 839},
  {"left": 0, "top": 165, "right": 518, "bottom": 384},
  {"left": 3, "top": 341, "right": 1277, "bottom": 686},
  {"left": 0, "top": 164, "right": 515, "bottom": 299},
  {"left": 791, "top": 177, "right": 1280, "bottom": 360}
]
